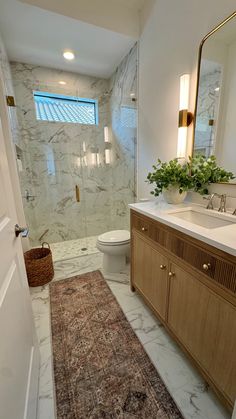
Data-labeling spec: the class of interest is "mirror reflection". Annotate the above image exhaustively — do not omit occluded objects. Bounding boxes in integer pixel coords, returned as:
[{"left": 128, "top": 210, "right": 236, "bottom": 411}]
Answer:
[{"left": 193, "top": 13, "right": 236, "bottom": 180}]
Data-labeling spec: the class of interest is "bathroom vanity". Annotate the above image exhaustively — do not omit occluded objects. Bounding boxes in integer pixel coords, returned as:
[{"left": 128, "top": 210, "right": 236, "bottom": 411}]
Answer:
[{"left": 130, "top": 201, "right": 236, "bottom": 412}]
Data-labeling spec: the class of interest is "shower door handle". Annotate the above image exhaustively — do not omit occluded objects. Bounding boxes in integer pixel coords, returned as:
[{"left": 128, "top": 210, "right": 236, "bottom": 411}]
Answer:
[{"left": 75, "top": 185, "right": 80, "bottom": 202}]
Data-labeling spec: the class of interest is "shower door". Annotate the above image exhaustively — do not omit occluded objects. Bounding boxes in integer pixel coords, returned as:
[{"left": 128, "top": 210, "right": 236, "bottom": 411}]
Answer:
[{"left": 10, "top": 73, "right": 89, "bottom": 254}]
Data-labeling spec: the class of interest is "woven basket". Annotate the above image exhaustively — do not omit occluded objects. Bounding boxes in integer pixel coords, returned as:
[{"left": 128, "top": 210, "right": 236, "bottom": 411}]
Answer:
[{"left": 24, "top": 242, "right": 54, "bottom": 287}]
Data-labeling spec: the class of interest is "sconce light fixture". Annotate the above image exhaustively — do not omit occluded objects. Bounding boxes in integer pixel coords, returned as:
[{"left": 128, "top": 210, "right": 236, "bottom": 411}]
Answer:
[
  {"left": 105, "top": 148, "right": 111, "bottom": 164},
  {"left": 104, "top": 125, "right": 111, "bottom": 164},
  {"left": 91, "top": 152, "right": 97, "bottom": 166},
  {"left": 91, "top": 147, "right": 100, "bottom": 166},
  {"left": 177, "top": 74, "right": 193, "bottom": 158},
  {"left": 104, "top": 126, "right": 109, "bottom": 142}
]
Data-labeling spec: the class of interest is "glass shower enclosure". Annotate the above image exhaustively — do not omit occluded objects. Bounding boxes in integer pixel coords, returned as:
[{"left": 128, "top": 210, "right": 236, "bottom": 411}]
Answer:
[{"left": 9, "top": 45, "right": 137, "bottom": 258}]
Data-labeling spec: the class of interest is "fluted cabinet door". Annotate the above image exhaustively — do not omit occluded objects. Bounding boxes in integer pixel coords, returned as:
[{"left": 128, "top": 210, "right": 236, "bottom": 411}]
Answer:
[
  {"left": 132, "top": 231, "right": 168, "bottom": 321},
  {"left": 168, "top": 261, "right": 236, "bottom": 406}
]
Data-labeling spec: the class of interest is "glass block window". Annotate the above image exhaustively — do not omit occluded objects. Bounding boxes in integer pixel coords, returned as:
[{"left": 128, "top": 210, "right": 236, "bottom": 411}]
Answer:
[{"left": 33, "top": 91, "right": 98, "bottom": 125}]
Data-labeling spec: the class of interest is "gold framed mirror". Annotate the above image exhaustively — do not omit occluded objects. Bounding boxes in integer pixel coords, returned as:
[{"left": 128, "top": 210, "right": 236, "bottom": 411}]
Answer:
[{"left": 192, "top": 11, "right": 236, "bottom": 182}]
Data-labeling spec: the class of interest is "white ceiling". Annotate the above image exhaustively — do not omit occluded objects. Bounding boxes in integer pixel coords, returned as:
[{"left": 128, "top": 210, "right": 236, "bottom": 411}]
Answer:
[
  {"left": 19, "top": 0, "right": 149, "bottom": 38},
  {"left": 0, "top": 0, "right": 140, "bottom": 78}
]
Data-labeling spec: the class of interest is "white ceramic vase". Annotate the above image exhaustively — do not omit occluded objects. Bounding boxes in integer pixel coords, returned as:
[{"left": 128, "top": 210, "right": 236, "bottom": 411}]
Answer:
[{"left": 162, "top": 185, "right": 187, "bottom": 204}]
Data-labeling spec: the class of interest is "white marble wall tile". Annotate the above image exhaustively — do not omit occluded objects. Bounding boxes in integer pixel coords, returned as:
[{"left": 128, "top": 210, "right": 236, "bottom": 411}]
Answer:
[{"left": 11, "top": 46, "right": 137, "bottom": 246}]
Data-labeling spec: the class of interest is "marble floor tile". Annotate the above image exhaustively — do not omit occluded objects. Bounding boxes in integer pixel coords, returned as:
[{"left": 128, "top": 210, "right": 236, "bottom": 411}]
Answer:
[
  {"left": 144, "top": 334, "right": 205, "bottom": 393},
  {"left": 30, "top": 243, "right": 231, "bottom": 419},
  {"left": 172, "top": 384, "right": 230, "bottom": 419},
  {"left": 125, "top": 304, "right": 163, "bottom": 345},
  {"left": 144, "top": 337, "right": 230, "bottom": 419},
  {"left": 107, "top": 281, "right": 143, "bottom": 313},
  {"left": 53, "top": 252, "right": 103, "bottom": 280}
]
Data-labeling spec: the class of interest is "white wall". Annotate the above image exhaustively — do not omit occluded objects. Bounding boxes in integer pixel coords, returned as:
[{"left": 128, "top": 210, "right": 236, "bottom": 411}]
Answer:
[{"left": 138, "top": 0, "right": 236, "bottom": 199}]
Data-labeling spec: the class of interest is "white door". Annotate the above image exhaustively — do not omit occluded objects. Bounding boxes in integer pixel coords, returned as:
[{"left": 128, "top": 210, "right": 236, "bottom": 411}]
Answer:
[{"left": 0, "top": 108, "right": 39, "bottom": 417}]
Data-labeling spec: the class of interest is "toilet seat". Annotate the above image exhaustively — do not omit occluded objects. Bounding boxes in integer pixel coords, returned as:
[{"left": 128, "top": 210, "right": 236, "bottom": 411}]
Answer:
[{"left": 97, "top": 230, "right": 130, "bottom": 246}]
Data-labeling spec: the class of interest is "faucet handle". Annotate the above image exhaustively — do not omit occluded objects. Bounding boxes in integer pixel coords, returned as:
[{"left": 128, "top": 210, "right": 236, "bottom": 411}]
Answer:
[
  {"left": 218, "top": 194, "right": 227, "bottom": 213},
  {"left": 203, "top": 194, "right": 215, "bottom": 210}
]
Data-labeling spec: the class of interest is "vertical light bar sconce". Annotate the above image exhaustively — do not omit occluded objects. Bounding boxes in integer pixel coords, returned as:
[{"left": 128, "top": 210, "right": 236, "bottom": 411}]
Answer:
[
  {"left": 105, "top": 148, "right": 111, "bottom": 164},
  {"left": 104, "top": 125, "right": 111, "bottom": 164},
  {"left": 177, "top": 74, "right": 193, "bottom": 158},
  {"left": 104, "top": 126, "right": 109, "bottom": 142},
  {"left": 91, "top": 147, "right": 100, "bottom": 166}
]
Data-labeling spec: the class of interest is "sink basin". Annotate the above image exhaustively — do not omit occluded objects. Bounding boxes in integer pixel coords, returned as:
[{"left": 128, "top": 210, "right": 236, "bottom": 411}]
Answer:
[{"left": 169, "top": 209, "right": 235, "bottom": 229}]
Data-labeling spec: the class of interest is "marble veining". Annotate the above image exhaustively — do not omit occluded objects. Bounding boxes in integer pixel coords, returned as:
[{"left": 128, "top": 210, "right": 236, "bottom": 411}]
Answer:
[
  {"left": 11, "top": 44, "right": 137, "bottom": 247},
  {"left": 31, "top": 247, "right": 230, "bottom": 419}
]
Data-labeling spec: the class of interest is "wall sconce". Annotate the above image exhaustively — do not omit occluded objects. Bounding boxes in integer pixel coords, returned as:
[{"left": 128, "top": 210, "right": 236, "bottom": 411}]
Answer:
[
  {"left": 91, "top": 147, "right": 100, "bottom": 166},
  {"left": 104, "top": 126, "right": 109, "bottom": 142},
  {"left": 91, "top": 152, "right": 97, "bottom": 166},
  {"left": 105, "top": 149, "right": 111, "bottom": 164},
  {"left": 104, "top": 125, "right": 112, "bottom": 164},
  {"left": 177, "top": 74, "right": 193, "bottom": 158},
  {"left": 104, "top": 141, "right": 112, "bottom": 164}
]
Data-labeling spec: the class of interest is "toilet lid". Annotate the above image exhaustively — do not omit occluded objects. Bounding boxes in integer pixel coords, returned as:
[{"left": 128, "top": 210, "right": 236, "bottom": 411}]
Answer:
[{"left": 98, "top": 230, "right": 130, "bottom": 245}]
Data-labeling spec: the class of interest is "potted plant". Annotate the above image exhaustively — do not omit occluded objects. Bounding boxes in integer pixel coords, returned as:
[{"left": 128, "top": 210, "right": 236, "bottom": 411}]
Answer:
[
  {"left": 147, "top": 155, "right": 234, "bottom": 204},
  {"left": 189, "top": 155, "right": 234, "bottom": 195},
  {"left": 147, "top": 158, "right": 192, "bottom": 204}
]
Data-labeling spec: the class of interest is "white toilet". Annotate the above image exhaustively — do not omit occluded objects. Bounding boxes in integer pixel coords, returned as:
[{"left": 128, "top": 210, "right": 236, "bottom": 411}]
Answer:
[{"left": 96, "top": 230, "right": 130, "bottom": 273}]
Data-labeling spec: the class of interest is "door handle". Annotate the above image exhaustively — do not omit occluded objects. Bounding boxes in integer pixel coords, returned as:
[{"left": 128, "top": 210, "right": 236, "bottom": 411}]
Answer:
[{"left": 15, "top": 224, "right": 29, "bottom": 238}]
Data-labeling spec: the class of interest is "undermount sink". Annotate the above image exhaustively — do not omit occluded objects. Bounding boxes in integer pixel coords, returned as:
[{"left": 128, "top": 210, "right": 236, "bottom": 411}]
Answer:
[{"left": 168, "top": 208, "right": 235, "bottom": 229}]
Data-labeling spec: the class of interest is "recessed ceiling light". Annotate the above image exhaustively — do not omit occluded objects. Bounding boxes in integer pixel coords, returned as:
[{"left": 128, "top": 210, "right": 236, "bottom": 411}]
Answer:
[
  {"left": 59, "top": 80, "right": 66, "bottom": 85},
  {"left": 63, "top": 50, "right": 75, "bottom": 60},
  {"left": 214, "top": 87, "right": 220, "bottom": 92}
]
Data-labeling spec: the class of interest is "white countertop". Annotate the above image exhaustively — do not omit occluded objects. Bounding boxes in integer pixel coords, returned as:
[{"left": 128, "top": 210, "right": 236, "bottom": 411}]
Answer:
[{"left": 129, "top": 200, "right": 236, "bottom": 257}]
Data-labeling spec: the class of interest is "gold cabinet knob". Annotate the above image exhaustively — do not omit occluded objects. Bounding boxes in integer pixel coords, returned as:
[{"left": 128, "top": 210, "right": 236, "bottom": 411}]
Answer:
[
  {"left": 160, "top": 264, "right": 166, "bottom": 270},
  {"left": 168, "top": 271, "right": 175, "bottom": 278},
  {"left": 202, "top": 263, "right": 211, "bottom": 271},
  {"left": 141, "top": 227, "right": 147, "bottom": 231}
]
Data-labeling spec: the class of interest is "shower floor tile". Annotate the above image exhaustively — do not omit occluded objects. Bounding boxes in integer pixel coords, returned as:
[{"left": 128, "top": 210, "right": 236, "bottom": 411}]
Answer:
[{"left": 50, "top": 235, "right": 99, "bottom": 262}]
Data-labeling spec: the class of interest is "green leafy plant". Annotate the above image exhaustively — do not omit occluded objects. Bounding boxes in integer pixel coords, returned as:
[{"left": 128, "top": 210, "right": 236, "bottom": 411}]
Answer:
[
  {"left": 147, "top": 155, "right": 235, "bottom": 197},
  {"left": 189, "top": 155, "right": 235, "bottom": 195},
  {"left": 147, "top": 158, "right": 192, "bottom": 196}
]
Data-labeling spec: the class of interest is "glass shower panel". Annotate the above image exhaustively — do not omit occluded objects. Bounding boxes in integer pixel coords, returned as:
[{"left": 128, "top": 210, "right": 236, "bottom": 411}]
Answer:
[
  {"left": 75, "top": 85, "right": 113, "bottom": 241},
  {"left": 10, "top": 43, "right": 137, "bottom": 260},
  {"left": 11, "top": 73, "right": 88, "bottom": 256}
]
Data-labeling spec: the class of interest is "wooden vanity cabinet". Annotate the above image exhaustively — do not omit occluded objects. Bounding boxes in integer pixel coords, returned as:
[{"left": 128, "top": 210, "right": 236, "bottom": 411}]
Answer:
[
  {"left": 132, "top": 232, "right": 168, "bottom": 321},
  {"left": 168, "top": 262, "right": 236, "bottom": 404},
  {"left": 131, "top": 210, "right": 236, "bottom": 411}
]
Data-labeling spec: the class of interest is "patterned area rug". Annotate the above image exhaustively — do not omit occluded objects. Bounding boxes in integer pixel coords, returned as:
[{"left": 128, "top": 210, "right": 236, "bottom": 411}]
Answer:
[{"left": 50, "top": 270, "right": 183, "bottom": 418}]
